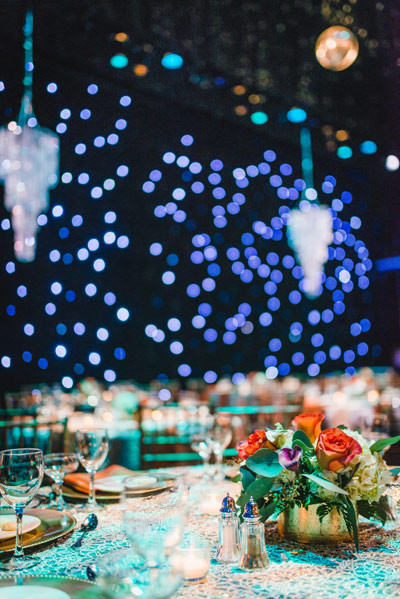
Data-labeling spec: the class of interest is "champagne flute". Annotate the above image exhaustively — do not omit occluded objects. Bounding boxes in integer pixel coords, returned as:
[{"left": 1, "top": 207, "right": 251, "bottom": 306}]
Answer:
[
  {"left": 76, "top": 429, "right": 109, "bottom": 511},
  {"left": 206, "top": 418, "right": 232, "bottom": 481},
  {"left": 44, "top": 453, "right": 79, "bottom": 511},
  {"left": 0, "top": 448, "right": 44, "bottom": 571},
  {"left": 190, "top": 434, "right": 212, "bottom": 479}
]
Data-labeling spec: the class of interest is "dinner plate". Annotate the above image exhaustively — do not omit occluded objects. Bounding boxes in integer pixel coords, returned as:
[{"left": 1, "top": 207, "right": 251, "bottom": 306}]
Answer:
[
  {"left": 62, "top": 472, "right": 178, "bottom": 502},
  {"left": 0, "top": 509, "right": 76, "bottom": 555},
  {"left": 95, "top": 474, "right": 158, "bottom": 493},
  {"left": 0, "top": 514, "right": 41, "bottom": 540},
  {"left": 0, "top": 576, "right": 101, "bottom": 599}
]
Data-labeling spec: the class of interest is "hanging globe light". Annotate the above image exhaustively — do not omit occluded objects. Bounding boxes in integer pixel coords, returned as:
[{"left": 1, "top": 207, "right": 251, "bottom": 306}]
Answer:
[{"left": 315, "top": 26, "right": 359, "bottom": 72}]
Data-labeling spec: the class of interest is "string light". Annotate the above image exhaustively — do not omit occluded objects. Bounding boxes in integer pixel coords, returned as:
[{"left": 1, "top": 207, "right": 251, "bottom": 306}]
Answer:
[
  {"left": 145, "top": 135, "right": 372, "bottom": 381},
  {"left": 0, "top": 56, "right": 375, "bottom": 385}
]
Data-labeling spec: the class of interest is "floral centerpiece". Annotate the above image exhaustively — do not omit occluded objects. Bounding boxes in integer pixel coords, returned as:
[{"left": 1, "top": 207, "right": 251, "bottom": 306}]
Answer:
[{"left": 234, "top": 413, "right": 400, "bottom": 549}]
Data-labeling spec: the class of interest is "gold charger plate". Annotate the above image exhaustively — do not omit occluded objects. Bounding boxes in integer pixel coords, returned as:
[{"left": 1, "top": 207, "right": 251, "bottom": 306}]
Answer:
[
  {"left": 61, "top": 472, "right": 178, "bottom": 503},
  {"left": 0, "top": 509, "right": 76, "bottom": 556},
  {"left": 0, "top": 575, "right": 102, "bottom": 599}
]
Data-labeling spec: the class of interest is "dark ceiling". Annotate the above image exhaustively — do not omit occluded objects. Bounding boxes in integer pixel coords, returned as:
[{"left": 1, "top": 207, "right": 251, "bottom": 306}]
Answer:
[{"left": 0, "top": 0, "right": 399, "bottom": 160}]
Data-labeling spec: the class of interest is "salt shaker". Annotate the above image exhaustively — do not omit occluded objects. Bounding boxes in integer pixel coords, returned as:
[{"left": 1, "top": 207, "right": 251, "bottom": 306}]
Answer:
[
  {"left": 215, "top": 492, "right": 240, "bottom": 563},
  {"left": 239, "top": 496, "right": 270, "bottom": 570}
]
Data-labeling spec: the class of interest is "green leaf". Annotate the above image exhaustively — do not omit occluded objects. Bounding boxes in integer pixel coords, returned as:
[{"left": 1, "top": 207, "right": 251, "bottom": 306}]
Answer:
[
  {"left": 356, "top": 499, "right": 377, "bottom": 521},
  {"left": 389, "top": 467, "right": 400, "bottom": 477},
  {"left": 240, "top": 467, "right": 255, "bottom": 490},
  {"left": 245, "top": 477, "right": 274, "bottom": 501},
  {"left": 237, "top": 476, "right": 273, "bottom": 507},
  {"left": 316, "top": 502, "right": 335, "bottom": 522},
  {"left": 230, "top": 473, "right": 241, "bottom": 483},
  {"left": 259, "top": 501, "right": 276, "bottom": 522},
  {"left": 337, "top": 425, "right": 347, "bottom": 430},
  {"left": 293, "top": 439, "right": 314, "bottom": 457},
  {"left": 246, "top": 448, "right": 283, "bottom": 478},
  {"left": 340, "top": 463, "right": 360, "bottom": 487},
  {"left": 369, "top": 434, "right": 400, "bottom": 454},
  {"left": 342, "top": 496, "right": 359, "bottom": 551},
  {"left": 302, "top": 473, "right": 349, "bottom": 496},
  {"left": 357, "top": 498, "right": 389, "bottom": 525},
  {"left": 292, "top": 430, "right": 314, "bottom": 449}
]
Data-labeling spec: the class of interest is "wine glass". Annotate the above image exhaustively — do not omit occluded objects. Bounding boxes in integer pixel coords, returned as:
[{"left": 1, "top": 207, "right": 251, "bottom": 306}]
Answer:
[
  {"left": 0, "top": 448, "right": 44, "bottom": 571},
  {"left": 360, "top": 413, "right": 390, "bottom": 444},
  {"left": 121, "top": 479, "right": 185, "bottom": 560},
  {"left": 190, "top": 434, "right": 212, "bottom": 479},
  {"left": 97, "top": 548, "right": 182, "bottom": 599},
  {"left": 76, "top": 429, "right": 109, "bottom": 511},
  {"left": 44, "top": 453, "right": 79, "bottom": 511},
  {"left": 206, "top": 417, "right": 232, "bottom": 481}
]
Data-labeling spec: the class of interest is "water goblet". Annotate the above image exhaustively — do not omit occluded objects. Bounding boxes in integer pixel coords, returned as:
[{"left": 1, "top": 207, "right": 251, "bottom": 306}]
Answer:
[
  {"left": 97, "top": 548, "right": 183, "bottom": 599},
  {"left": 0, "top": 448, "right": 44, "bottom": 571},
  {"left": 76, "top": 429, "right": 109, "bottom": 511},
  {"left": 44, "top": 452, "right": 79, "bottom": 511},
  {"left": 121, "top": 479, "right": 185, "bottom": 560}
]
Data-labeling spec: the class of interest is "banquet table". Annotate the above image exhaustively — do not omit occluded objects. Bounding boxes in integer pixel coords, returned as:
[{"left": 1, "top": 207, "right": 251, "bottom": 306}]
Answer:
[{"left": 1, "top": 466, "right": 400, "bottom": 599}]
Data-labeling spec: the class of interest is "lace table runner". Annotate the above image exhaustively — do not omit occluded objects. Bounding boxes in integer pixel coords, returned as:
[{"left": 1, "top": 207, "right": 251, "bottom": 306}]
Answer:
[{"left": 1, "top": 468, "right": 399, "bottom": 599}]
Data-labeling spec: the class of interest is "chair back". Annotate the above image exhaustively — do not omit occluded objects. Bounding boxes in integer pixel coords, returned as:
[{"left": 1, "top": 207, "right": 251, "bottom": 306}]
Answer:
[
  {"left": 138, "top": 403, "right": 203, "bottom": 469},
  {"left": 0, "top": 416, "right": 68, "bottom": 453}
]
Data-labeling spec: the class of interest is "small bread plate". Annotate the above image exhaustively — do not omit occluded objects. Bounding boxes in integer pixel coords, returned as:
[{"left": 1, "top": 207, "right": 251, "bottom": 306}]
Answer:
[
  {"left": 0, "top": 514, "right": 41, "bottom": 540},
  {"left": 0, "top": 509, "right": 76, "bottom": 556},
  {"left": 0, "top": 575, "right": 101, "bottom": 599}
]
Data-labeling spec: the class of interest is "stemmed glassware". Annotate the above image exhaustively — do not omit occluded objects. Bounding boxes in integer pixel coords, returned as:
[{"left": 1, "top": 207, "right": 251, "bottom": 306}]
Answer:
[
  {"left": 190, "top": 434, "right": 212, "bottom": 479},
  {"left": 0, "top": 448, "right": 44, "bottom": 571},
  {"left": 76, "top": 429, "right": 109, "bottom": 511},
  {"left": 206, "top": 416, "right": 232, "bottom": 481},
  {"left": 121, "top": 478, "right": 185, "bottom": 559},
  {"left": 111, "top": 479, "right": 185, "bottom": 598},
  {"left": 361, "top": 413, "right": 390, "bottom": 444},
  {"left": 44, "top": 453, "right": 79, "bottom": 511},
  {"left": 97, "top": 548, "right": 183, "bottom": 599}
]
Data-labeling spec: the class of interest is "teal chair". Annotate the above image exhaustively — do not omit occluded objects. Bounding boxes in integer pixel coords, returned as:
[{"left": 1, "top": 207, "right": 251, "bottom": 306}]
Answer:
[{"left": 0, "top": 416, "right": 68, "bottom": 453}]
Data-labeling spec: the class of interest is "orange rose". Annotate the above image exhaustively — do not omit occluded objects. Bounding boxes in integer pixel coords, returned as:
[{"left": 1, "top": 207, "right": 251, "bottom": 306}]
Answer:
[
  {"left": 293, "top": 412, "right": 325, "bottom": 443},
  {"left": 237, "top": 430, "right": 276, "bottom": 460},
  {"left": 316, "top": 428, "right": 362, "bottom": 472}
]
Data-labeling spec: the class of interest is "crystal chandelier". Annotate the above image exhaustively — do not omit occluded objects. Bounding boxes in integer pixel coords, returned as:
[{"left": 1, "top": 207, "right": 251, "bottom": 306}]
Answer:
[
  {"left": 0, "top": 11, "right": 59, "bottom": 262},
  {"left": 288, "top": 205, "right": 333, "bottom": 297},
  {"left": 287, "top": 123, "right": 333, "bottom": 297}
]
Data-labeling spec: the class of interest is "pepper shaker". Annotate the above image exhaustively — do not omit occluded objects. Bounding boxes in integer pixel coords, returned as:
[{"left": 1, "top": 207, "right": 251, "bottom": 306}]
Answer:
[
  {"left": 215, "top": 492, "right": 240, "bottom": 563},
  {"left": 239, "top": 496, "right": 270, "bottom": 570}
]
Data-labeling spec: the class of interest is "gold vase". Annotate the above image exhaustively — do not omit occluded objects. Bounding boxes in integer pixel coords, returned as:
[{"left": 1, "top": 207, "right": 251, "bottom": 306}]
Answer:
[{"left": 277, "top": 504, "right": 356, "bottom": 544}]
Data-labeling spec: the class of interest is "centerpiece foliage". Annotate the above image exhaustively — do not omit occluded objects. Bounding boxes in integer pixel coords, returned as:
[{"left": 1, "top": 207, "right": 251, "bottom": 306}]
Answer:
[{"left": 234, "top": 413, "right": 400, "bottom": 550}]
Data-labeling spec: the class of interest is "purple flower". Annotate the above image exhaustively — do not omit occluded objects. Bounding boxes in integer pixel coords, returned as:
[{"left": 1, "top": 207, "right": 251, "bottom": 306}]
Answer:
[{"left": 278, "top": 445, "right": 303, "bottom": 472}]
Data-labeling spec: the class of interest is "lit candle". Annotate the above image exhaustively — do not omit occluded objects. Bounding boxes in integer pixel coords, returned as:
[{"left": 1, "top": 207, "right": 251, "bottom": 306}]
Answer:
[
  {"left": 200, "top": 492, "right": 222, "bottom": 516},
  {"left": 182, "top": 550, "right": 209, "bottom": 582},
  {"left": 165, "top": 526, "right": 182, "bottom": 548}
]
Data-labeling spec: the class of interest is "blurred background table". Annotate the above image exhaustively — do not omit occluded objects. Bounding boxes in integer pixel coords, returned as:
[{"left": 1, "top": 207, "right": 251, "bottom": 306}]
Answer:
[{"left": 2, "top": 367, "right": 400, "bottom": 467}]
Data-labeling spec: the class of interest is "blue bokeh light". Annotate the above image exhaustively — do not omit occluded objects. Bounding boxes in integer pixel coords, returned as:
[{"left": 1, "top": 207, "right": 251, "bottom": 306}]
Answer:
[{"left": 161, "top": 53, "right": 183, "bottom": 69}]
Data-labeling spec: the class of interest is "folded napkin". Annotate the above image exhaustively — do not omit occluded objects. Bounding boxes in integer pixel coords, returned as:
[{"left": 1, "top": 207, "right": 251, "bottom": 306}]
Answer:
[{"left": 64, "top": 464, "right": 137, "bottom": 495}]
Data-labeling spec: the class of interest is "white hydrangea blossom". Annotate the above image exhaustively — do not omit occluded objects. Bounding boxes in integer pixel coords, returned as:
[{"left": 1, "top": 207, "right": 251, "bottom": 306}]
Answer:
[
  {"left": 341, "top": 428, "right": 392, "bottom": 502},
  {"left": 266, "top": 428, "right": 294, "bottom": 449}
]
